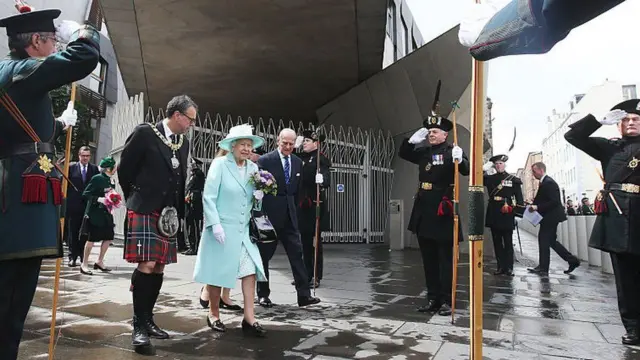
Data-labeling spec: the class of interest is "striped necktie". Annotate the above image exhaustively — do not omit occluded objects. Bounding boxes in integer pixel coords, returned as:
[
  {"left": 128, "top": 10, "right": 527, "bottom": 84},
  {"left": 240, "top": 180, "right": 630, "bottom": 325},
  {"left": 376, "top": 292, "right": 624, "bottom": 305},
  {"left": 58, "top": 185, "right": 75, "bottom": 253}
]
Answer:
[{"left": 284, "top": 156, "right": 290, "bottom": 184}]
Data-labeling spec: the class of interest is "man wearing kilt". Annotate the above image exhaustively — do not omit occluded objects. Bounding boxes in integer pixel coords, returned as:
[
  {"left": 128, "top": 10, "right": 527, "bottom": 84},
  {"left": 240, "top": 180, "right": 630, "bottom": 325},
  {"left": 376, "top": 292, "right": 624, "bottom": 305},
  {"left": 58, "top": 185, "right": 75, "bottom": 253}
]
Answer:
[
  {"left": 118, "top": 95, "right": 196, "bottom": 354},
  {"left": 564, "top": 99, "right": 640, "bottom": 346},
  {"left": 0, "top": 4, "right": 99, "bottom": 359}
]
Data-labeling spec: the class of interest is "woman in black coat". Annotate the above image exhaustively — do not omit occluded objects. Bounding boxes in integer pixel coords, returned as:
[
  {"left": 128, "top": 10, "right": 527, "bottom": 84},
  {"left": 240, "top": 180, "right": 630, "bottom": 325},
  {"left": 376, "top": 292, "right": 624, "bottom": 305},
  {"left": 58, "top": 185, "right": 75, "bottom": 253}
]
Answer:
[{"left": 79, "top": 157, "right": 119, "bottom": 275}]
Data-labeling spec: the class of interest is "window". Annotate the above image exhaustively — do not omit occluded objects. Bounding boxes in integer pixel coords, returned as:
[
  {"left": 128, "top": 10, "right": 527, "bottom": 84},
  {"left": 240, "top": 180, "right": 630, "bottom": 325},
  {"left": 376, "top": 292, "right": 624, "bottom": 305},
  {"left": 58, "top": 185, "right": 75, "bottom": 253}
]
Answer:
[
  {"left": 86, "top": 0, "right": 103, "bottom": 31},
  {"left": 623, "top": 85, "right": 637, "bottom": 100},
  {"left": 402, "top": 17, "right": 410, "bottom": 56},
  {"left": 89, "top": 60, "right": 107, "bottom": 95}
]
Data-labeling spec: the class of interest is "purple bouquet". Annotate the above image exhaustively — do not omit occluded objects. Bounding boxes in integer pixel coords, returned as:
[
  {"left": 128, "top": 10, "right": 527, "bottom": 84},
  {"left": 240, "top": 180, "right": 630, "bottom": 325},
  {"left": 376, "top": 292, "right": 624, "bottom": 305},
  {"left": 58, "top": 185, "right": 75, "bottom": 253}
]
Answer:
[{"left": 249, "top": 170, "right": 278, "bottom": 204}]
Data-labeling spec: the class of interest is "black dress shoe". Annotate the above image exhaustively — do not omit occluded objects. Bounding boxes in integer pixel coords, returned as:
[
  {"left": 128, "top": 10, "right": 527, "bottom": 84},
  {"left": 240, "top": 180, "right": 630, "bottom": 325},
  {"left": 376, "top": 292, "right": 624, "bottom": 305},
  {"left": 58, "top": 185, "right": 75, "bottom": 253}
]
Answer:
[
  {"left": 438, "top": 304, "right": 452, "bottom": 316},
  {"left": 258, "top": 297, "right": 273, "bottom": 308},
  {"left": 132, "top": 316, "right": 155, "bottom": 355},
  {"left": 564, "top": 261, "right": 580, "bottom": 274},
  {"left": 144, "top": 315, "right": 169, "bottom": 339},
  {"left": 220, "top": 299, "right": 243, "bottom": 311},
  {"left": 493, "top": 269, "right": 505, "bottom": 275},
  {"left": 206, "top": 315, "right": 226, "bottom": 332},
  {"left": 504, "top": 269, "right": 514, "bottom": 277},
  {"left": 242, "top": 319, "right": 267, "bottom": 337},
  {"left": 68, "top": 259, "right": 77, "bottom": 267},
  {"left": 622, "top": 330, "right": 640, "bottom": 345},
  {"left": 199, "top": 286, "right": 209, "bottom": 309},
  {"left": 417, "top": 300, "right": 442, "bottom": 313},
  {"left": 527, "top": 267, "right": 540, "bottom": 273},
  {"left": 298, "top": 295, "right": 321, "bottom": 307},
  {"left": 93, "top": 263, "right": 112, "bottom": 272},
  {"left": 182, "top": 249, "right": 197, "bottom": 256}
]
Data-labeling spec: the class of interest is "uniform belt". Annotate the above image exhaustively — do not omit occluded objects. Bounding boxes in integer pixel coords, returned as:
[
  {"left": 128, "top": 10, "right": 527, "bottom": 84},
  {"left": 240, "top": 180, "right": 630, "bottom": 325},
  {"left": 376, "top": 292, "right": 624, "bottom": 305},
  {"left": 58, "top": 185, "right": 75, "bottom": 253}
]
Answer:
[
  {"left": 0, "top": 142, "right": 55, "bottom": 159},
  {"left": 419, "top": 182, "right": 451, "bottom": 191},
  {"left": 606, "top": 183, "right": 640, "bottom": 194},
  {"left": 491, "top": 196, "right": 504, "bottom": 201}
]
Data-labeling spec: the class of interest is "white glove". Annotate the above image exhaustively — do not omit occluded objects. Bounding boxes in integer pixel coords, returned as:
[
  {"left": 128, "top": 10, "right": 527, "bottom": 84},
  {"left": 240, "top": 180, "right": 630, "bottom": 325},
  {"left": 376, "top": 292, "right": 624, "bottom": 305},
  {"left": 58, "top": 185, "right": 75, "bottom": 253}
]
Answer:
[
  {"left": 315, "top": 173, "right": 324, "bottom": 184},
  {"left": 58, "top": 101, "right": 77, "bottom": 128},
  {"left": 483, "top": 161, "right": 494, "bottom": 172},
  {"left": 213, "top": 224, "right": 226, "bottom": 244},
  {"left": 408, "top": 128, "right": 428, "bottom": 144},
  {"left": 97, "top": 197, "right": 106, "bottom": 205},
  {"left": 452, "top": 146, "right": 463, "bottom": 163},
  {"left": 599, "top": 109, "right": 626, "bottom": 126},
  {"left": 295, "top": 136, "right": 304, "bottom": 148},
  {"left": 55, "top": 20, "right": 82, "bottom": 44}
]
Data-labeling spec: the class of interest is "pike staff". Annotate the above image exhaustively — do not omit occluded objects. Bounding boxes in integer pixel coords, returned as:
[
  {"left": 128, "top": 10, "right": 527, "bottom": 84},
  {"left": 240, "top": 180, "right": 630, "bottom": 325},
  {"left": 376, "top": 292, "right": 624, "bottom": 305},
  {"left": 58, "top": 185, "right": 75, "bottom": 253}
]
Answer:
[
  {"left": 313, "top": 132, "right": 327, "bottom": 295},
  {"left": 450, "top": 100, "right": 461, "bottom": 323}
]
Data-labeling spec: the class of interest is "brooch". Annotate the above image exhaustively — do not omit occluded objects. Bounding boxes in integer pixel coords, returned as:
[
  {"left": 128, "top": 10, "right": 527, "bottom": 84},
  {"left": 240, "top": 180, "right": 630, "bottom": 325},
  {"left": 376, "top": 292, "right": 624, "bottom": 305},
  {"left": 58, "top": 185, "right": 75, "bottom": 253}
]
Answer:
[
  {"left": 629, "top": 157, "right": 639, "bottom": 169},
  {"left": 37, "top": 155, "right": 53, "bottom": 174},
  {"left": 425, "top": 163, "right": 432, "bottom": 171}
]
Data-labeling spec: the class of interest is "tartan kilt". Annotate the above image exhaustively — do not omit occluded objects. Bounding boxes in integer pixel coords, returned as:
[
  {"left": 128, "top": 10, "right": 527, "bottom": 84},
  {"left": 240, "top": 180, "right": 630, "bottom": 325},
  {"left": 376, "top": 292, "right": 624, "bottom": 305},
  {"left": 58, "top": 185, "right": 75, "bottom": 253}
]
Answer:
[{"left": 123, "top": 210, "right": 178, "bottom": 264}]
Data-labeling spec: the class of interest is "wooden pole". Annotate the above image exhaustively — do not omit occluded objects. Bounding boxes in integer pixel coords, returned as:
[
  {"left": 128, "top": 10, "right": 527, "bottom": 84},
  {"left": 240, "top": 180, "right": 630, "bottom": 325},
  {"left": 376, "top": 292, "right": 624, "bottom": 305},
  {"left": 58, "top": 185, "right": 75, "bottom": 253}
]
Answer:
[
  {"left": 49, "top": 82, "right": 76, "bottom": 360},
  {"left": 469, "top": 46, "right": 486, "bottom": 359},
  {"left": 313, "top": 136, "right": 322, "bottom": 295},
  {"left": 450, "top": 102, "right": 460, "bottom": 324}
]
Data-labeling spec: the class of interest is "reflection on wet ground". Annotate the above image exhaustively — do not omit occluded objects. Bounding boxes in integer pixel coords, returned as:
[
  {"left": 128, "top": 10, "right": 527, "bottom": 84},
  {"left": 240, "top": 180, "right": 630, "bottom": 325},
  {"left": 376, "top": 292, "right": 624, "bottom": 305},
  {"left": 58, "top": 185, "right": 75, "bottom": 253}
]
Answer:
[{"left": 19, "top": 230, "right": 640, "bottom": 359}]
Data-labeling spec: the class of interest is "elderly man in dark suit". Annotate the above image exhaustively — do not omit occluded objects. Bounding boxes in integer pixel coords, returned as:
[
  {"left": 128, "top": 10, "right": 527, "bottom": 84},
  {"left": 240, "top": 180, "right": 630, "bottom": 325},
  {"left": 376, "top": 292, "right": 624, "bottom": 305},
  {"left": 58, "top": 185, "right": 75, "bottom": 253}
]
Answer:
[
  {"left": 65, "top": 146, "right": 99, "bottom": 267},
  {"left": 527, "top": 162, "right": 580, "bottom": 276},
  {"left": 256, "top": 128, "right": 321, "bottom": 308}
]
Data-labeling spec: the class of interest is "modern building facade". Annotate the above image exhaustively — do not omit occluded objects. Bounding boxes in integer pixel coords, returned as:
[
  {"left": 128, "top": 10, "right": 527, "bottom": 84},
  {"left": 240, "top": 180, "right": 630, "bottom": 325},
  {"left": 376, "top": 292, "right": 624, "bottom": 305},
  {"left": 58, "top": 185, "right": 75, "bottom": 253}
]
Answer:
[
  {"left": 542, "top": 80, "right": 639, "bottom": 203},
  {"left": 0, "top": 0, "right": 127, "bottom": 160},
  {"left": 522, "top": 151, "right": 543, "bottom": 202}
]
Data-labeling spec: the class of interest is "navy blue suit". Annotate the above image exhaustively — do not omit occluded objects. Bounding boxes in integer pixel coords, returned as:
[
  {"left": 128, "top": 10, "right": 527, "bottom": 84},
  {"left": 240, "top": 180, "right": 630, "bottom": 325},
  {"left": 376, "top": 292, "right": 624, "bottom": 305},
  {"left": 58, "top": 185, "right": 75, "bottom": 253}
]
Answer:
[
  {"left": 256, "top": 150, "right": 310, "bottom": 298},
  {"left": 65, "top": 162, "right": 98, "bottom": 262}
]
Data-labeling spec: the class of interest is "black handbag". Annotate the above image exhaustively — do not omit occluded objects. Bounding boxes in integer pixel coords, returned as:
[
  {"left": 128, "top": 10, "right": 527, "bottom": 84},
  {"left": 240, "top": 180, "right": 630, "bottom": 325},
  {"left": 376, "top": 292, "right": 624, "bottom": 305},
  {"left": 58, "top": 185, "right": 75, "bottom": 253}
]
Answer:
[
  {"left": 249, "top": 209, "right": 277, "bottom": 244},
  {"left": 78, "top": 200, "right": 92, "bottom": 241}
]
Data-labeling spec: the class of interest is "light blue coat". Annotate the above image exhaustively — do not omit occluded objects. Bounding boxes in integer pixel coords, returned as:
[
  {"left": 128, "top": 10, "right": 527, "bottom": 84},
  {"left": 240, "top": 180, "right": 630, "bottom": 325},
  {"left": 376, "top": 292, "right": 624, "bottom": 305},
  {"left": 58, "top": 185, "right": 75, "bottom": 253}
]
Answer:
[{"left": 193, "top": 154, "right": 267, "bottom": 289}]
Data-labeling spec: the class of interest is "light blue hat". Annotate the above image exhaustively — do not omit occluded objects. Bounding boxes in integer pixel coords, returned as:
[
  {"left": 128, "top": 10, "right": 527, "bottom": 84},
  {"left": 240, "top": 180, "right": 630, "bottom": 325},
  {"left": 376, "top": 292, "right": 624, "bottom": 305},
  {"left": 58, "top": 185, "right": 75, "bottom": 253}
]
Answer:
[{"left": 218, "top": 124, "right": 265, "bottom": 152}]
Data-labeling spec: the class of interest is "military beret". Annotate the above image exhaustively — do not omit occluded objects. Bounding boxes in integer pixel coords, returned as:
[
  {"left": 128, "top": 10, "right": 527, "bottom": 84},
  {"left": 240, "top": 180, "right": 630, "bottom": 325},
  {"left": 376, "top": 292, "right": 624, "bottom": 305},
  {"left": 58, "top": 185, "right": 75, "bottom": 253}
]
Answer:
[
  {"left": 490, "top": 154, "right": 509, "bottom": 163},
  {"left": 423, "top": 116, "right": 453, "bottom": 132},
  {"left": 611, "top": 99, "right": 640, "bottom": 116}
]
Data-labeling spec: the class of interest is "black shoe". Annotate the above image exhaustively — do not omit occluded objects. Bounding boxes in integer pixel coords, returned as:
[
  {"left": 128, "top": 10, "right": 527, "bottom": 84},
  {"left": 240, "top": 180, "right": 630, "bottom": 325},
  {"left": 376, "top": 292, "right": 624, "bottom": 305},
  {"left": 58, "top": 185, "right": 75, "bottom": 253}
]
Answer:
[
  {"left": 504, "top": 269, "right": 514, "bottom": 277},
  {"left": 438, "top": 304, "right": 452, "bottom": 316},
  {"left": 206, "top": 314, "right": 226, "bottom": 332},
  {"left": 298, "top": 295, "right": 321, "bottom": 307},
  {"left": 220, "top": 299, "right": 243, "bottom": 311},
  {"left": 199, "top": 287, "right": 209, "bottom": 309},
  {"left": 132, "top": 316, "right": 150, "bottom": 346},
  {"left": 622, "top": 330, "right": 640, "bottom": 345},
  {"left": 145, "top": 315, "right": 169, "bottom": 339},
  {"left": 564, "top": 261, "right": 580, "bottom": 274},
  {"left": 93, "top": 263, "right": 112, "bottom": 272},
  {"left": 417, "top": 300, "right": 442, "bottom": 313},
  {"left": 291, "top": 280, "right": 296, "bottom": 286},
  {"left": 68, "top": 259, "right": 77, "bottom": 267},
  {"left": 527, "top": 267, "right": 540, "bottom": 273},
  {"left": 183, "top": 249, "right": 197, "bottom": 256},
  {"left": 258, "top": 297, "right": 273, "bottom": 308},
  {"left": 493, "top": 269, "right": 505, "bottom": 275},
  {"left": 80, "top": 266, "right": 93, "bottom": 275},
  {"left": 242, "top": 319, "right": 267, "bottom": 337}
]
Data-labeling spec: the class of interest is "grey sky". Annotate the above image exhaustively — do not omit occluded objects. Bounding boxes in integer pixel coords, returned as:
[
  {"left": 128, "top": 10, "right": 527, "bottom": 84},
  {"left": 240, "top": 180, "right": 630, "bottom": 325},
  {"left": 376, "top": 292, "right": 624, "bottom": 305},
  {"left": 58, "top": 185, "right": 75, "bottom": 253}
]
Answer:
[{"left": 406, "top": 0, "right": 640, "bottom": 171}]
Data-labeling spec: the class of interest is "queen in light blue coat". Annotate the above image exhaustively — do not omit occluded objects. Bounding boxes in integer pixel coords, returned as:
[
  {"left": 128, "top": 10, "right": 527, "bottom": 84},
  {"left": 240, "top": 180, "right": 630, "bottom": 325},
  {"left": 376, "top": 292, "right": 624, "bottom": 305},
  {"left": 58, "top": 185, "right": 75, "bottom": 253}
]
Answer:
[{"left": 193, "top": 124, "right": 268, "bottom": 337}]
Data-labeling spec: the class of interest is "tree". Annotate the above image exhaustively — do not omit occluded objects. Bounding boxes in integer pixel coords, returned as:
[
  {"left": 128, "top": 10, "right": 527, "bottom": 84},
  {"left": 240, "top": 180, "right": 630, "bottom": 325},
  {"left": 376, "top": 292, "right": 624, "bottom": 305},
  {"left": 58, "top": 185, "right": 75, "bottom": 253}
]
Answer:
[{"left": 50, "top": 85, "right": 94, "bottom": 162}]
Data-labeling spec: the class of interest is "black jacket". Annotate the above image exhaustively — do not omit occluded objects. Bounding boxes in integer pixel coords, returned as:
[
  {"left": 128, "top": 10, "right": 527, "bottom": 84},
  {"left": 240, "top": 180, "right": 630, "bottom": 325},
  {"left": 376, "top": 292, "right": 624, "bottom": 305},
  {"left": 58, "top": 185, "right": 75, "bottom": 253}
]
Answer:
[
  {"left": 532, "top": 175, "right": 567, "bottom": 225},
  {"left": 257, "top": 150, "right": 303, "bottom": 230},
  {"left": 118, "top": 122, "right": 189, "bottom": 217},
  {"left": 66, "top": 162, "right": 99, "bottom": 215}
]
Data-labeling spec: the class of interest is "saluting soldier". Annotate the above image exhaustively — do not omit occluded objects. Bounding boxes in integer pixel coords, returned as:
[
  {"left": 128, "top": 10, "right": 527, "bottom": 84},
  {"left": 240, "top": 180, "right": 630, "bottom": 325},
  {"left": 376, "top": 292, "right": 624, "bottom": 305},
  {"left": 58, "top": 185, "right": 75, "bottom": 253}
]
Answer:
[
  {"left": 295, "top": 129, "right": 331, "bottom": 288},
  {"left": 183, "top": 157, "right": 205, "bottom": 255},
  {"left": 482, "top": 154, "right": 524, "bottom": 276},
  {"left": 399, "top": 115, "right": 469, "bottom": 316},
  {"left": 0, "top": 4, "right": 99, "bottom": 359},
  {"left": 564, "top": 98, "right": 640, "bottom": 346}
]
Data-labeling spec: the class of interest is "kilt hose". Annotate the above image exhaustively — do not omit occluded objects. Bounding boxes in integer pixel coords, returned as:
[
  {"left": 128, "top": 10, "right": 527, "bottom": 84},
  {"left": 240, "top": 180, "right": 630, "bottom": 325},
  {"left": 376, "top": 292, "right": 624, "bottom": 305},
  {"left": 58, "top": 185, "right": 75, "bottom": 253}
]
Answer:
[{"left": 124, "top": 210, "right": 178, "bottom": 265}]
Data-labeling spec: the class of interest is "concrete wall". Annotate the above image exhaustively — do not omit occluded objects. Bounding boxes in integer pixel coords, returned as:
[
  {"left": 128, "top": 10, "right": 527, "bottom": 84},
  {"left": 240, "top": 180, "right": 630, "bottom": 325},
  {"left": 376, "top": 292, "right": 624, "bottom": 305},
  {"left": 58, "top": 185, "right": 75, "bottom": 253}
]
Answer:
[{"left": 316, "top": 26, "right": 494, "bottom": 250}]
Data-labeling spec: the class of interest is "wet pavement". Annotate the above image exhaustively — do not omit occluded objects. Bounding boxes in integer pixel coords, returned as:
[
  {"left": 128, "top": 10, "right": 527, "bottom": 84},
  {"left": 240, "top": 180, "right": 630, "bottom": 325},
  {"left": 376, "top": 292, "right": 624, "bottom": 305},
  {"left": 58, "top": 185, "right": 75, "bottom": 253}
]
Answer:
[{"left": 18, "top": 230, "right": 640, "bottom": 360}]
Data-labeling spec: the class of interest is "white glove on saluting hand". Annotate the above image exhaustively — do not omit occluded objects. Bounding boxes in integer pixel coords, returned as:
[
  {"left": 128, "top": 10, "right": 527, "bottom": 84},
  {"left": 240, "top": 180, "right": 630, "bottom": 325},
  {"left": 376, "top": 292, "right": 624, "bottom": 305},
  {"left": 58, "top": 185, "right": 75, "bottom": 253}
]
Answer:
[
  {"left": 315, "top": 173, "right": 324, "bottom": 184},
  {"left": 408, "top": 128, "right": 428, "bottom": 144},
  {"left": 213, "top": 224, "right": 226, "bottom": 244},
  {"left": 599, "top": 109, "right": 627, "bottom": 126},
  {"left": 452, "top": 146, "right": 463, "bottom": 163},
  {"left": 58, "top": 101, "right": 77, "bottom": 128},
  {"left": 55, "top": 20, "right": 82, "bottom": 44},
  {"left": 295, "top": 136, "right": 304, "bottom": 148},
  {"left": 483, "top": 161, "right": 494, "bottom": 172}
]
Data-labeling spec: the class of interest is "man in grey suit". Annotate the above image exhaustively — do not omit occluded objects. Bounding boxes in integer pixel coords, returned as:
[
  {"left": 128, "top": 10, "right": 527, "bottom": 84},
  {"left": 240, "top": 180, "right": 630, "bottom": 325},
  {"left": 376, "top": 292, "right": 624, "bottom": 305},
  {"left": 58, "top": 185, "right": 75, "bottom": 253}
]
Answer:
[{"left": 256, "top": 128, "right": 321, "bottom": 308}]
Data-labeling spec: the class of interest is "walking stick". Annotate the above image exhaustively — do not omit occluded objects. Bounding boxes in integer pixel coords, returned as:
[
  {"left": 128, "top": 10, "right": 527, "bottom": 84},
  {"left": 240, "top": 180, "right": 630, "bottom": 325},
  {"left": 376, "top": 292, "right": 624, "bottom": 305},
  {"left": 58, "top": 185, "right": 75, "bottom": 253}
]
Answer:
[
  {"left": 312, "top": 134, "right": 326, "bottom": 296},
  {"left": 515, "top": 219, "right": 523, "bottom": 256},
  {"left": 49, "top": 83, "right": 76, "bottom": 360},
  {"left": 450, "top": 101, "right": 461, "bottom": 324}
]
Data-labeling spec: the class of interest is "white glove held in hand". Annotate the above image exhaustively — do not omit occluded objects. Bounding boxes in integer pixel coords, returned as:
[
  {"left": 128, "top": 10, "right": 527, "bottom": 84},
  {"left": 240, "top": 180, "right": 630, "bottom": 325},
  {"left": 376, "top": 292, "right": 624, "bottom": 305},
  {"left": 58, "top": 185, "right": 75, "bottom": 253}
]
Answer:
[
  {"left": 408, "top": 128, "right": 428, "bottom": 144},
  {"left": 600, "top": 109, "right": 627, "bottom": 126},
  {"left": 315, "top": 173, "right": 323, "bottom": 184},
  {"left": 483, "top": 161, "right": 494, "bottom": 172},
  {"left": 213, "top": 224, "right": 226, "bottom": 244},
  {"left": 452, "top": 146, "right": 463, "bottom": 163},
  {"left": 55, "top": 20, "right": 82, "bottom": 44},
  {"left": 97, "top": 197, "right": 106, "bottom": 205},
  {"left": 59, "top": 101, "right": 77, "bottom": 128},
  {"left": 295, "top": 136, "right": 304, "bottom": 148}
]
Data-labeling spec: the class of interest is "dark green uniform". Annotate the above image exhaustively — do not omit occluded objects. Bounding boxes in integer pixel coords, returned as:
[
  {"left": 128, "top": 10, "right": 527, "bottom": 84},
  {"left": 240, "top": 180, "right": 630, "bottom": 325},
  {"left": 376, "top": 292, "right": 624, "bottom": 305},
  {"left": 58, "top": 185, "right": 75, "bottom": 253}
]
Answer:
[
  {"left": 82, "top": 172, "right": 116, "bottom": 241},
  {"left": 0, "top": 8, "right": 100, "bottom": 359},
  {"left": 564, "top": 99, "right": 640, "bottom": 345},
  {"left": 297, "top": 137, "right": 331, "bottom": 284},
  {"left": 184, "top": 158, "right": 205, "bottom": 254}
]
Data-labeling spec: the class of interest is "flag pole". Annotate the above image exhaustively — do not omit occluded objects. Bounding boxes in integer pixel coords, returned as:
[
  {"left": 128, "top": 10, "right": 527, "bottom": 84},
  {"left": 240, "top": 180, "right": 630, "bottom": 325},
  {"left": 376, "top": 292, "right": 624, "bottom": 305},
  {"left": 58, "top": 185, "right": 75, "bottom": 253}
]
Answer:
[
  {"left": 49, "top": 82, "right": 76, "bottom": 360},
  {"left": 468, "top": 32, "right": 486, "bottom": 360}
]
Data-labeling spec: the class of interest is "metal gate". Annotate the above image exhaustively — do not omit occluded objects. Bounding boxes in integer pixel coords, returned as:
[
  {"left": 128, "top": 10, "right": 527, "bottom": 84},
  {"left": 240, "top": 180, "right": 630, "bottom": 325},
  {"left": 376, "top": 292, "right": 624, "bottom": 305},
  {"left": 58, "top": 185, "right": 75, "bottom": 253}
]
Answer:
[{"left": 110, "top": 95, "right": 395, "bottom": 244}]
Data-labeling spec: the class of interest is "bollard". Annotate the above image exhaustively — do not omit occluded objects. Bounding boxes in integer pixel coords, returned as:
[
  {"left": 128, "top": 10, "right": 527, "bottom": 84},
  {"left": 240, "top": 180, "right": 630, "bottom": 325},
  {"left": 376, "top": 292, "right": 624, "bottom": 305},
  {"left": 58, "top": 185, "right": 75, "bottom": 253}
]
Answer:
[
  {"left": 556, "top": 222, "right": 564, "bottom": 247},
  {"left": 575, "top": 216, "right": 588, "bottom": 261},
  {"left": 585, "top": 216, "right": 601, "bottom": 267},
  {"left": 567, "top": 217, "right": 577, "bottom": 254}
]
